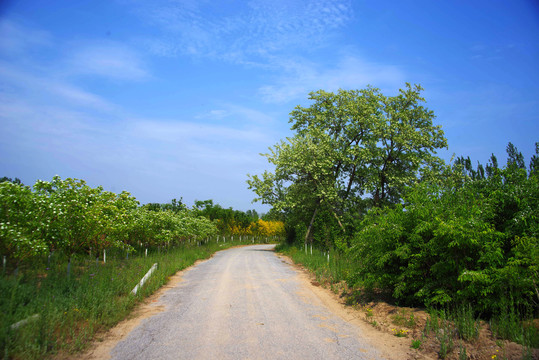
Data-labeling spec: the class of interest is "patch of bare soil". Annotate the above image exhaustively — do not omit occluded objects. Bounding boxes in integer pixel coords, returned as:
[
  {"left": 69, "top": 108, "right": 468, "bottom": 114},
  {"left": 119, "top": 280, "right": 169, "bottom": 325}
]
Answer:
[{"left": 277, "top": 254, "right": 539, "bottom": 360}]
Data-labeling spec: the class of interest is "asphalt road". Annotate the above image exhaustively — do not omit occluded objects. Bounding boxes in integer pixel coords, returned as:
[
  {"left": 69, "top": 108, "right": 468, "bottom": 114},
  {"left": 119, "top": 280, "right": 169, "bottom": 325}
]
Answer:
[{"left": 110, "top": 244, "right": 386, "bottom": 360}]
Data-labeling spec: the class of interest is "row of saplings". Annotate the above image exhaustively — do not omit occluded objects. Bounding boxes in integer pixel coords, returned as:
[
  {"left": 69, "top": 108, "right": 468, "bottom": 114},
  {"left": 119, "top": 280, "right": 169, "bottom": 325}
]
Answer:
[{"left": 0, "top": 176, "right": 219, "bottom": 273}]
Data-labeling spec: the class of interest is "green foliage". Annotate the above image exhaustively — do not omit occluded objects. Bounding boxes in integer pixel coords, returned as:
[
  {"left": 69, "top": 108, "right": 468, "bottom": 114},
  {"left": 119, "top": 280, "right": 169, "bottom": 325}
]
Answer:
[
  {"left": 350, "top": 143, "right": 538, "bottom": 320},
  {"left": 392, "top": 309, "right": 417, "bottom": 329},
  {"left": 0, "top": 177, "right": 23, "bottom": 185},
  {"left": 490, "top": 300, "right": 539, "bottom": 348},
  {"left": 424, "top": 309, "right": 455, "bottom": 359},
  {"left": 125, "top": 208, "right": 217, "bottom": 248},
  {"left": 31, "top": 176, "right": 140, "bottom": 255},
  {"left": 275, "top": 243, "right": 359, "bottom": 287},
  {"left": 192, "top": 199, "right": 260, "bottom": 234},
  {"left": 248, "top": 83, "right": 447, "bottom": 249},
  {"left": 454, "top": 303, "right": 479, "bottom": 341},
  {"left": 530, "top": 142, "right": 539, "bottom": 175},
  {"left": 143, "top": 198, "right": 187, "bottom": 213},
  {"left": 0, "top": 182, "right": 48, "bottom": 261},
  {"left": 0, "top": 176, "right": 218, "bottom": 271}
]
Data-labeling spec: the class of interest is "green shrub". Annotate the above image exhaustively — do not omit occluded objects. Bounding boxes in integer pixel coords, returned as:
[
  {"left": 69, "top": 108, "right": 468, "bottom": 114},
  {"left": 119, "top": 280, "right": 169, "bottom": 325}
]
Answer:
[{"left": 350, "top": 164, "right": 538, "bottom": 319}]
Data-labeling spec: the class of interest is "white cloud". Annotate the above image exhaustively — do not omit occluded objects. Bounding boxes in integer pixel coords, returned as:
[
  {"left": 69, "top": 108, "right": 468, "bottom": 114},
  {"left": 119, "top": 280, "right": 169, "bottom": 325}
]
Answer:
[
  {"left": 65, "top": 41, "right": 149, "bottom": 81},
  {"left": 0, "top": 62, "right": 119, "bottom": 113},
  {"left": 0, "top": 19, "right": 52, "bottom": 55},
  {"left": 132, "top": 0, "right": 353, "bottom": 64},
  {"left": 195, "top": 109, "right": 230, "bottom": 120},
  {"left": 130, "top": 119, "right": 270, "bottom": 145},
  {"left": 195, "top": 104, "right": 276, "bottom": 124},
  {"left": 258, "top": 55, "right": 406, "bottom": 103}
]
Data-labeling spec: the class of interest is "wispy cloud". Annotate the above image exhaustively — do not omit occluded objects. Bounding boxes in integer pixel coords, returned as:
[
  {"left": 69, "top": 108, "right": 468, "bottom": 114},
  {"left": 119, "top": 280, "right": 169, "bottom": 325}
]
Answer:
[
  {"left": 128, "top": 0, "right": 409, "bottom": 105},
  {"left": 0, "top": 62, "right": 119, "bottom": 112},
  {"left": 0, "top": 18, "right": 278, "bottom": 207},
  {"left": 195, "top": 104, "right": 275, "bottom": 124},
  {"left": 130, "top": 119, "right": 270, "bottom": 145},
  {"left": 0, "top": 19, "right": 52, "bottom": 56},
  {"left": 1, "top": 19, "right": 149, "bottom": 83},
  {"left": 65, "top": 41, "right": 149, "bottom": 81},
  {"left": 133, "top": 0, "right": 353, "bottom": 64},
  {"left": 258, "top": 55, "right": 406, "bottom": 103}
]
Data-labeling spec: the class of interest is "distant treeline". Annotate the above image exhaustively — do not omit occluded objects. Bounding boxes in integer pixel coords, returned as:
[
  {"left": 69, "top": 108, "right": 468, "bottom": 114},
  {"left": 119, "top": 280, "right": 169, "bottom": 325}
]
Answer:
[{"left": 143, "top": 198, "right": 284, "bottom": 237}]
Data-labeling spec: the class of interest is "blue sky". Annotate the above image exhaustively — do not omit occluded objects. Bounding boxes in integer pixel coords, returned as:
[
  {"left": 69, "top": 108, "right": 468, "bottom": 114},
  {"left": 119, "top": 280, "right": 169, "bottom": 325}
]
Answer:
[{"left": 1, "top": 0, "right": 538, "bottom": 212}]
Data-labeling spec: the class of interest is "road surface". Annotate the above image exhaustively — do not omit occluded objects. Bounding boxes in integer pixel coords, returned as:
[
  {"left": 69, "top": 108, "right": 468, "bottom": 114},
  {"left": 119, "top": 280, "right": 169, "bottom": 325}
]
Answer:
[{"left": 110, "top": 244, "right": 386, "bottom": 360}]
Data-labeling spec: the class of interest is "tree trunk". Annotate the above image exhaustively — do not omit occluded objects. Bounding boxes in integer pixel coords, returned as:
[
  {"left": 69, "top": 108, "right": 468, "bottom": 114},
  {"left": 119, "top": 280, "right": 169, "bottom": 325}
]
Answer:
[
  {"left": 304, "top": 205, "right": 320, "bottom": 245},
  {"left": 331, "top": 210, "right": 345, "bottom": 232}
]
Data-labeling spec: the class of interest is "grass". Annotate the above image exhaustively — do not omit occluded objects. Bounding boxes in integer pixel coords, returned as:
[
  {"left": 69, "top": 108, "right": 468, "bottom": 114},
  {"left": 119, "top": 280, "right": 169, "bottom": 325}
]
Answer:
[
  {"left": 275, "top": 242, "right": 539, "bottom": 360},
  {"left": 276, "top": 242, "right": 539, "bottom": 356},
  {"left": 1, "top": 238, "right": 269, "bottom": 359},
  {"left": 274, "top": 243, "right": 359, "bottom": 288},
  {"left": 424, "top": 310, "right": 455, "bottom": 359},
  {"left": 454, "top": 303, "right": 479, "bottom": 341},
  {"left": 392, "top": 309, "right": 416, "bottom": 329},
  {"left": 490, "top": 304, "right": 539, "bottom": 358}
]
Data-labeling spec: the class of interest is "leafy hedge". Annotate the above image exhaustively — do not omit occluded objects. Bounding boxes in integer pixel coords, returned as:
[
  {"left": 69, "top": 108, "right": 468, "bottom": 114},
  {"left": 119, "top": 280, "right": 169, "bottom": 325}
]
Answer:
[
  {"left": 0, "top": 176, "right": 217, "bottom": 266},
  {"left": 351, "top": 160, "right": 538, "bottom": 317}
]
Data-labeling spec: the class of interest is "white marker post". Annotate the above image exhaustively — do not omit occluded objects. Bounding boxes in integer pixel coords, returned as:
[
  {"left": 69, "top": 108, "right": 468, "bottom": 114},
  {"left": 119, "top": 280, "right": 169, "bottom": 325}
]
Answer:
[
  {"left": 10, "top": 314, "right": 40, "bottom": 330},
  {"left": 131, "top": 263, "right": 158, "bottom": 295}
]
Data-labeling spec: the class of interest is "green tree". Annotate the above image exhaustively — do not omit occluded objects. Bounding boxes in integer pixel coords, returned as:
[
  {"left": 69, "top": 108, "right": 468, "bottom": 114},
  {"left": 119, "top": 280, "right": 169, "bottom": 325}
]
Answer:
[
  {"left": 0, "top": 177, "right": 23, "bottom": 185},
  {"left": 350, "top": 142, "right": 538, "bottom": 317},
  {"left": 529, "top": 142, "right": 539, "bottom": 175},
  {"left": 486, "top": 153, "right": 499, "bottom": 178},
  {"left": 0, "top": 181, "right": 48, "bottom": 262},
  {"left": 248, "top": 83, "right": 447, "bottom": 246},
  {"left": 506, "top": 142, "right": 525, "bottom": 170}
]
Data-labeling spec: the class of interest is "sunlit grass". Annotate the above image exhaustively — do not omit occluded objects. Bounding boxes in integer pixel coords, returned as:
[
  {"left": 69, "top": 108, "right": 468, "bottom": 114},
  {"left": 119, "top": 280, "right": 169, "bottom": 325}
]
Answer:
[{"left": 0, "top": 239, "right": 262, "bottom": 359}]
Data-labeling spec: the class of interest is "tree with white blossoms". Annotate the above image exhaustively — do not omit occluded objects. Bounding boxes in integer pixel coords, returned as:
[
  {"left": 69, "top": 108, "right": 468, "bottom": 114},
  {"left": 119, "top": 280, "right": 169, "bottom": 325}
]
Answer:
[
  {"left": 247, "top": 84, "right": 447, "bottom": 245},
  {"left": 0, "top": 181, "right": 48, "bottom": 262},
  {"left": 32, "top": 176, "right": 140, "bottom": 256}
]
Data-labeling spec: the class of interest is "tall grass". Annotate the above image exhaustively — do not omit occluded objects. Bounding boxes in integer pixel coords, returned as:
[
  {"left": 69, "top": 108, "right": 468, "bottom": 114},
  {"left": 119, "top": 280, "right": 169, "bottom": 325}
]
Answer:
[
  {"left": 274, "top": 243, "right": 358, "bottom": 289},
  {"left": 1, "top": 238, "right": 264, "bottom": 359}
]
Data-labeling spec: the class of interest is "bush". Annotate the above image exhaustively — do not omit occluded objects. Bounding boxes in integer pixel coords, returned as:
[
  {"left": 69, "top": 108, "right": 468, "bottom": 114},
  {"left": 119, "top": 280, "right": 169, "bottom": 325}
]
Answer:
[{"left": 350, "top": 163, "right": 538, "bottom": 319}]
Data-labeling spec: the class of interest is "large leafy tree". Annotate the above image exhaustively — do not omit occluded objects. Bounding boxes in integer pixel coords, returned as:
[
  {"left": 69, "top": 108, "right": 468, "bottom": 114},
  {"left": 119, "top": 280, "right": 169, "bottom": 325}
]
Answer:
[{"left": 248, "top": 83, "right": 447, "bottom": 244}]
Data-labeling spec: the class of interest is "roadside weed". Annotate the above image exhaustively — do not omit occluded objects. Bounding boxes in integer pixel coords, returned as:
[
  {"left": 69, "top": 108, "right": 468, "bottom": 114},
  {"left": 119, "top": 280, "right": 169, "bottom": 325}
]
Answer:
[
  {"left": 392, "top": 309, "right": 416, "bottom": 328},
  {"left": 392, "top": 328, "right": 408, "bottom": 337}
]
